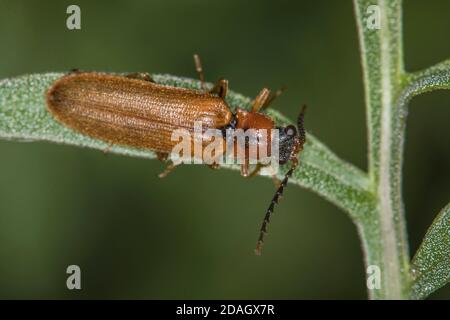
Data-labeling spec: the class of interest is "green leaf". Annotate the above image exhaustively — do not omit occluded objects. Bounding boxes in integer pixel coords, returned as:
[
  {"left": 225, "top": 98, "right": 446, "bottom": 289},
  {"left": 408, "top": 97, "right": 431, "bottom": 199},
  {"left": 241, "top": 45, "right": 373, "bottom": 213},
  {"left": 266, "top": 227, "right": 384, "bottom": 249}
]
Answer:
[
  {"left": 410, "top": 204, "right": 450, "bottom": 299},
  {"left": 403, "top": 59, "right": 450, "bottom": 99},
  {"left": 0, "top": 73, "right": 371, "bottom": 220}
]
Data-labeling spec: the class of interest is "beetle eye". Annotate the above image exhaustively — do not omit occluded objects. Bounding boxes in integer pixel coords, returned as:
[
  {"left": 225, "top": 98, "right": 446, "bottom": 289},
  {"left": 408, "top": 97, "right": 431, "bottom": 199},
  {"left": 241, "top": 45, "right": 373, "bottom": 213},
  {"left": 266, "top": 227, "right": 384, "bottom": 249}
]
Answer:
[{"left": 285, "top": 125, "right": 297, "bottom": 137}]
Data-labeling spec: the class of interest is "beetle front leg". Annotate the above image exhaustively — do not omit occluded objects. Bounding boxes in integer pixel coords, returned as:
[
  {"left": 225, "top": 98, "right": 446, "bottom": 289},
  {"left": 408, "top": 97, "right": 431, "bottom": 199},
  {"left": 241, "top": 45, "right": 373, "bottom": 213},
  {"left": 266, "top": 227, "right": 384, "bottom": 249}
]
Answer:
[
  {"left": 245, "top": 163, "right": 263, "bottom": 178},
  {"left": 271, "top": 175, "right": 282, "bottom": 188},
  {"left": 240, "top": 158, "right": 250, "bottom": 177},
  {"left": 240, "top": 162, "right": 248, "bottom": 177},
  {"left": 244, "top": 163, "right": 282, "bottom": 189}
]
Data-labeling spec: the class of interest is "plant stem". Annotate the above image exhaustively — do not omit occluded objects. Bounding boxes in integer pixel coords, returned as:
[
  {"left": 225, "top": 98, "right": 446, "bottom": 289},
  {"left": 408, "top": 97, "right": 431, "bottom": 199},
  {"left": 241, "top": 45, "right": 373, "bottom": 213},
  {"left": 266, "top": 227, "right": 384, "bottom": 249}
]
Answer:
[{"left": 354, "top": 0, "right": 411, "bottom": 299}]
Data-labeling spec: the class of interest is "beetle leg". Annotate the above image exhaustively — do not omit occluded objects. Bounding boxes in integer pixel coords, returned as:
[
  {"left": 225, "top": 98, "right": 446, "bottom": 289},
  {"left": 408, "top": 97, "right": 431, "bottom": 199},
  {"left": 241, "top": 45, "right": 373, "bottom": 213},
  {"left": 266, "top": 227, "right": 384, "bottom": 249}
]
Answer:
[
  {"left": 193, "top": 54, "right": 206, "bottom": 91},
  {"left": 158, "top": 162, "right": 179, "bottom": 178},
  {"left": 209, "top": 78, "right": 228, "bottom": 99},
  {"left": 240, "top": 157, "right": 250, "bottom": 177},
  {"left": 125, "top": 72, "right": 154, "bottom": 82},
  {"left": 244, "top": 163, "right": 282, "bottom": 191},
  {"left": 262, "top": 86, "right": 287, "bottom": 110},
  {"left": 69, "top": 68, "right": 82, "bottom": 74},
  {"left": 245, "top": 163, "right": 262, "bottom": 178},
  {"left": 208, "top": 163, "right": 220, "bottom": 170},
  {"left": 156, "top": 152, "right": 179, "bottom": 178},
  {"left": 245, "top": 161, "right": 282, "bottom": 188},
  {"left": 251, "top": 88, "right": 271, "bottom": 112},
  {"left": 156, "top": 152, "right": 168, "bottom": 162}
]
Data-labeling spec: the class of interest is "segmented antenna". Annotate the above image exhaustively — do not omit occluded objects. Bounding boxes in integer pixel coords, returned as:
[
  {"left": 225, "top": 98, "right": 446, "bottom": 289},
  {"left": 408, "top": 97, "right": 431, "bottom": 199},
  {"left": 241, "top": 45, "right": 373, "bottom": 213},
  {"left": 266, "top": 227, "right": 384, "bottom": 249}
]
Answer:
[
  {"left": 254, "top": 105, "right": 307, "bottom": 255},
  {"left": 254, "top": 164, "right": 297, "bottom": 256},
  {"left": 297, "top": 105, "right": 307, "bottom": 144}
]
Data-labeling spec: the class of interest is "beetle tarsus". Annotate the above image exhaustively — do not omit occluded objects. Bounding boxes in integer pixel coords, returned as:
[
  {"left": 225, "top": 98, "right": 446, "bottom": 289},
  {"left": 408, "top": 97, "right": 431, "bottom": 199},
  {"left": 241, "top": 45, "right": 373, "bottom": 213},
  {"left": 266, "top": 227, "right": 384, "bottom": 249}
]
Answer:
[
  {"left": 255, "top": 241, "right": 263, "bottom": 256},
  {"left": 158, "top": 162, "right": 178, "bottom": 178}
]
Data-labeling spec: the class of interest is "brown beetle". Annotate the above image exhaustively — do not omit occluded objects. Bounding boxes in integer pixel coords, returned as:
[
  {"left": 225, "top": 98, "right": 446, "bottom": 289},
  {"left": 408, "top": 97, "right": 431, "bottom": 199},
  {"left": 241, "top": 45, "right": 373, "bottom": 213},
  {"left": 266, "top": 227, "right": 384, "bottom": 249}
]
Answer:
[{"left": 46, "top": 55, "right": 306, "bottom": 255}]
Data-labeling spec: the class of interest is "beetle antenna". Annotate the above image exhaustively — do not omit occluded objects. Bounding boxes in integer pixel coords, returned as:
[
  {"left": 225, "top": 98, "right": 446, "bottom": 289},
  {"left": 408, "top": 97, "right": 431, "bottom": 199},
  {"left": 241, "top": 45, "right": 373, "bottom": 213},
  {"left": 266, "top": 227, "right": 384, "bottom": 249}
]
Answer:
[
  {"left": 255, "top": 159, "right": 298, "bottom": 256},
  {"left": 255, "top": 105, "right": 307, "bottom": 255},
  {"left": 297, "top": 104, "right": 307, "bottom": 144}
]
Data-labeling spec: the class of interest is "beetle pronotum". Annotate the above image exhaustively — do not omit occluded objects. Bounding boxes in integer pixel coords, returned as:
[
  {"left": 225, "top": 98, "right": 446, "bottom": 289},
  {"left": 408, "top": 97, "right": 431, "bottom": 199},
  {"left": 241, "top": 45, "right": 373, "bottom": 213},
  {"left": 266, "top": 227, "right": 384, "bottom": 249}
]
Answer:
[{"left": 46, "top": 55, "right": 306, "bottom": 255}]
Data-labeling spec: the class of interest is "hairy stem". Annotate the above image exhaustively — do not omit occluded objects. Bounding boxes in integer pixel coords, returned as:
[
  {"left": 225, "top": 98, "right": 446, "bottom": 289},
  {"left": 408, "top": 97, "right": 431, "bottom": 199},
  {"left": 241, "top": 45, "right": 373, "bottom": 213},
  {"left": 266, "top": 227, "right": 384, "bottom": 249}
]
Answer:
[{"left": 355, "top": 0, "right": 411, "bottom": 299}]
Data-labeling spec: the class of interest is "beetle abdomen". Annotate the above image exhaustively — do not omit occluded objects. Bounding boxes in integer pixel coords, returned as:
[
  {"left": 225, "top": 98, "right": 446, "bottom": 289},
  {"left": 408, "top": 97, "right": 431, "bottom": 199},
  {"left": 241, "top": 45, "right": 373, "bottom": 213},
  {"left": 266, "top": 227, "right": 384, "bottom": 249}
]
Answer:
[{"left": 46, "top": 72, "right": 232, "bottom": 153}]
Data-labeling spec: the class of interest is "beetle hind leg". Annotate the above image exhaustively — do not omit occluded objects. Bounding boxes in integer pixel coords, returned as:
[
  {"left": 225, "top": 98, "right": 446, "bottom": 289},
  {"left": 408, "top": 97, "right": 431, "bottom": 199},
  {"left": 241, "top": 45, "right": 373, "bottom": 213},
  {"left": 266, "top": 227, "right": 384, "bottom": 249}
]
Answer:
[{"left": 193, "top": 54, "right": 229, "bottom": 98}]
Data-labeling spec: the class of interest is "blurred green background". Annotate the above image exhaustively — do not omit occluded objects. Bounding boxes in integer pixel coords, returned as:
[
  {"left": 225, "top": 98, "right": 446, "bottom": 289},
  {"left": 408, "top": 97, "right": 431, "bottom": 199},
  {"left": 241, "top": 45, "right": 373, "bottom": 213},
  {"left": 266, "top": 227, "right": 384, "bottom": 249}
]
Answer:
[{"left": 0, "top": 0, "right": 448, "bottom": 299}]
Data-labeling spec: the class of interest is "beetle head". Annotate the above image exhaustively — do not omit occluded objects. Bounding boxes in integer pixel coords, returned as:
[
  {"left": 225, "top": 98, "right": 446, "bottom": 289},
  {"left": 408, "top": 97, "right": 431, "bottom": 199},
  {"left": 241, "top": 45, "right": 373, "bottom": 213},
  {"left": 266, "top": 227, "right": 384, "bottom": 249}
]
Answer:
[{"left": 278, "top": 125, "right": 299, "bottom": 164}]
